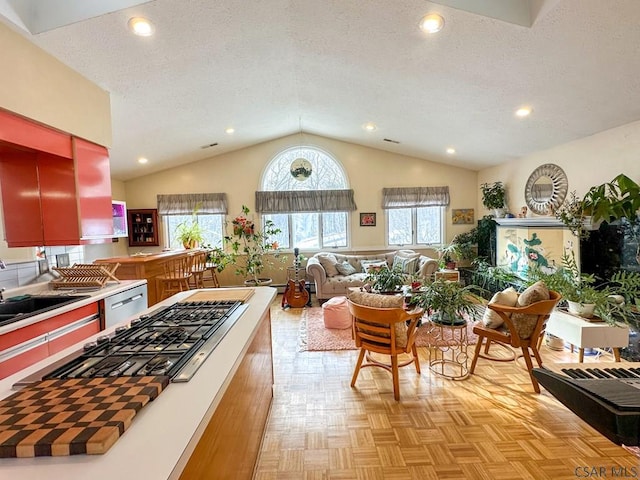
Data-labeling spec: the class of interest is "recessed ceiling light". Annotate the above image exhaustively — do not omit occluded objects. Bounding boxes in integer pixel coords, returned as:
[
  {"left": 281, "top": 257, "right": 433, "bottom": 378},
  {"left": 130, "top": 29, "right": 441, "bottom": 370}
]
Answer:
[
  {"left": 137, "top": 157, "right": 148, "bottom": 164},
  {"left": 128, "top": 17, "right": 154, "bottom": 37},
  {"left": 363, "top": 122, "right": 377, "bottom": 132},
  {"left": 225, "top": 127, "right": 235, "bottom": 135},
  {"left": 419, "top": 13, "right": 445, "bottom": 34},
  {"left": 446, "top": 147, "right": 456, "bottom": 155},
  {"left": 515, "top": 106, "right": 533, "bottom": 118}
]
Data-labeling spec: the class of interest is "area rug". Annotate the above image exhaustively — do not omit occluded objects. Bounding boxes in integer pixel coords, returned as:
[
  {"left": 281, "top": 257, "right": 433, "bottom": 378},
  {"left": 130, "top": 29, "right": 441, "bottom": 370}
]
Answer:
[{"left": 298, "top": 307, "right": 479, "bottom": 352}]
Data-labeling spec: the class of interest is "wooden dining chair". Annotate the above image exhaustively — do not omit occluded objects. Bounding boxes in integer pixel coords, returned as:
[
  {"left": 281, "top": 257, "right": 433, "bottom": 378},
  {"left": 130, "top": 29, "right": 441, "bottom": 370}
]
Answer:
[
  {"left": 347, "top": 298, "right": 424, "bottom": 401},
  {"left": 469, "top": 289, "right": 561, "bottom": 393},
  {"left": 189, "top": 251, "right": 208, "bottom": 289},
  {"left": 157, "top": 256, "right": 193, "bottom": 300}
]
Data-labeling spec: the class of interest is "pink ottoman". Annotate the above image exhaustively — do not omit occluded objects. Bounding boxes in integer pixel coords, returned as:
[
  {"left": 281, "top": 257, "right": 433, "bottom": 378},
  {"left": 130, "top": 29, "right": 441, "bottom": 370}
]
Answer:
[{"left": 322, "top": 296, "right": 351, "bottom": 329}]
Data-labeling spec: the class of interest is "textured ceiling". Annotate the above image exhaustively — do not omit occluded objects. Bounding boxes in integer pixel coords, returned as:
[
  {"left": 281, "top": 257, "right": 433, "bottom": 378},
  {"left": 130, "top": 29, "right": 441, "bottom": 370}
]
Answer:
[{"left": 2, "top": 0, "right": 640, "bottom": 180}]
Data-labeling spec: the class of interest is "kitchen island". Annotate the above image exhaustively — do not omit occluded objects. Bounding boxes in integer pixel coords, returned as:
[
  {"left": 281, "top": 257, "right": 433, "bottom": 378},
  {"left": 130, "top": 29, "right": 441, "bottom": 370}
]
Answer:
[{"left": 0, "top": 286, "right": 277, "bottom": 480}]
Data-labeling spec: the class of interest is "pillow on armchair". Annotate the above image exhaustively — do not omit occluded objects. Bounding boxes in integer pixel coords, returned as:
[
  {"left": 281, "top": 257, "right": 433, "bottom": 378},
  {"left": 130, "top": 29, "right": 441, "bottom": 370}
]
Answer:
[
  {"left": 511, "top": 281, "right": 550, "bottom": 339},
  {"left": 482, "top": 287, "right": 518, "bottom": 328}
]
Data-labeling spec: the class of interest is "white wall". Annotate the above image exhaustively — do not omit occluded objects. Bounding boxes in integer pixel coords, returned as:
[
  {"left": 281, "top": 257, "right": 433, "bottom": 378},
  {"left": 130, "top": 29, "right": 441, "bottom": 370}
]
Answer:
[
  {"left": 124, "top": 133, "right": 480, "bottom": 252},
  {"left": 478, "top": 120, "right": 640, "bottom": 213},
  {"left": 0, "top": 23, "right": 111, "bottom": 147}
]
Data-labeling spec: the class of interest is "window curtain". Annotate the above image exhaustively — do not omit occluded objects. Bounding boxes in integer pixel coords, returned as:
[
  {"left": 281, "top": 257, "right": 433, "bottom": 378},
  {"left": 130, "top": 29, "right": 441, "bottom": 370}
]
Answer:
[
  {"left": 157, "top": 193, "right": 228, "bottom": 215},
  {"left": 381, "top": 186, "right": 450, "bottom": 209},
  {"left": 255, "top": 189, "right": 357, "bottom": 213}
]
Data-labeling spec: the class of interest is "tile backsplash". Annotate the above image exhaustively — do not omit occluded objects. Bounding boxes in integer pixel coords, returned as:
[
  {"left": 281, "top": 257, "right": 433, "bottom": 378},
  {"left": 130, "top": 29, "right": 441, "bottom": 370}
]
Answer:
[{"left": 0, "top": 246, "right": 85, "bottom": 290}]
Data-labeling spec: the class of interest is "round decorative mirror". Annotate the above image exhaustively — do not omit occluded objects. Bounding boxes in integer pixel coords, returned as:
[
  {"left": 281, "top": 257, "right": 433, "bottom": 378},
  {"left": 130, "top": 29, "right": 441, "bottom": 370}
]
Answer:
[{"left": 524, "top": 163, "right": 568, "bottom": 215}]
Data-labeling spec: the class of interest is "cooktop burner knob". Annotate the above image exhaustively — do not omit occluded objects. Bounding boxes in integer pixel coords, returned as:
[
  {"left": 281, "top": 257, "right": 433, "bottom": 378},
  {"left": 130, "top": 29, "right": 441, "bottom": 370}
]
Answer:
[
  {"left": 83, "top": 341, "right": 97, "bottom": 351},
  {"left": 115, "top": 325, "right": 129, "bottom": 335},
  {"left": 96, "top": 335, "right": 111, "bottom": 345},
  {"left": 130, "top": 317, "right": 143, "bottom": 328}
]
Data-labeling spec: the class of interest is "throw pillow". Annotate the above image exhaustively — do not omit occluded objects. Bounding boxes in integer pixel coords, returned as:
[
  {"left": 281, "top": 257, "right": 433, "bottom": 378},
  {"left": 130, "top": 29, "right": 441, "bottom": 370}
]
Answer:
[
  {"left": 392, "top": 255, "right": 419, "bottom": 274},
  {"left": 335, "top": 261, "right": 357, "bottom": 276},
  {"left": 511, "top": 281, "right": 550, "bottom": 339},
  {"left": 317, "top": 253, "right": 339, "bottom": 277},
  {"left": 360, "top": 259, "right": 388, "bottom": 273},
  {"left": 348, "top": 291, "right": 408, "bottom": 348},
  {"left": 482, "top": 287, "right": 518, "bottom": 328}
]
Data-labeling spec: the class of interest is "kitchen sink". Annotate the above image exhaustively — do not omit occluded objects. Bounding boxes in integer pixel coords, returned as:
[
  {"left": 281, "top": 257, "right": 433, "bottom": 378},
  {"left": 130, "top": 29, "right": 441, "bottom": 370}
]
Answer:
[{"left": 0, "top": 295, "right": 91, "bottom": 327}]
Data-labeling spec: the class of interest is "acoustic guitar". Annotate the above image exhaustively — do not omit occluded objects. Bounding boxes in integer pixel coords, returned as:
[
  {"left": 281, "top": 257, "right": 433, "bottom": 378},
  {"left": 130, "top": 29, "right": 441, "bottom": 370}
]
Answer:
[{"left": 283, "top": 248, "right": 310, "bottom": 308}]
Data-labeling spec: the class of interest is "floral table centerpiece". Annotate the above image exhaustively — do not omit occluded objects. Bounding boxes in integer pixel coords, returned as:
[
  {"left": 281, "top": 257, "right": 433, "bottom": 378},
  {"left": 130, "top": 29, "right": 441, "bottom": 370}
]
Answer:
[{"left": 226, "top": 205, "right": 285, "bottom": 285}]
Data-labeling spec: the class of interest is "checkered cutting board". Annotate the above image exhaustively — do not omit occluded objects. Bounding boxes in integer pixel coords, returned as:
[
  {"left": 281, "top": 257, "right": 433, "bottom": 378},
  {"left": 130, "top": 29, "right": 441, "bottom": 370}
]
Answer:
[{"left": 0, "top": 376, "right": 170, "bottom": 458}]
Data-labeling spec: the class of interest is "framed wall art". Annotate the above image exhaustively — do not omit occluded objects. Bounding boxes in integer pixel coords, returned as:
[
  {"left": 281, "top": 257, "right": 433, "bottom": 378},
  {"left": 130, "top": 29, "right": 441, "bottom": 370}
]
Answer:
[
  {"left": 359, "top": 212, "right": 376, "bottom": 227},
  {"left": 452, "top": 208, "right": 474, "bottom": 225}
]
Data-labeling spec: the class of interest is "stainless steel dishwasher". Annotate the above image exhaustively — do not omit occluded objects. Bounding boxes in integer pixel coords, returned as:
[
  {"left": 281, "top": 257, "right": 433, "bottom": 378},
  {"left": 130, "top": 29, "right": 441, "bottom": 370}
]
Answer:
[{"left": 102, "top": 284, "right": 148, "bottom": 329}]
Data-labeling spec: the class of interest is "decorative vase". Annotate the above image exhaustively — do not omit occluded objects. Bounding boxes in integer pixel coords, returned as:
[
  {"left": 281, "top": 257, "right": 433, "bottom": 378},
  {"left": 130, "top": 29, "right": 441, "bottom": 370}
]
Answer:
[{"left": 567, "top": 300, "right": 596, "bottom": 319}]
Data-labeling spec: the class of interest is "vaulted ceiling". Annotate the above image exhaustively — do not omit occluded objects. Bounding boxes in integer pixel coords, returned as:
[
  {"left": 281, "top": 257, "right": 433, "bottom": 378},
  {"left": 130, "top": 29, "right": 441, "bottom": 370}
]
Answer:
[{"left": 2, "top": 0, "right": 640, "bottom": 180}]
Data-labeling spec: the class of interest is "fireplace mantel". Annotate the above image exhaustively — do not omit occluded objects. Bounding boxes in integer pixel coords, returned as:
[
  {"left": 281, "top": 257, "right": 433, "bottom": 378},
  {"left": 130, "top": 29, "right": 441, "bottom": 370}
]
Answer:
[{"left": 494, "top": 217, "right": 601, "bottom": 230}]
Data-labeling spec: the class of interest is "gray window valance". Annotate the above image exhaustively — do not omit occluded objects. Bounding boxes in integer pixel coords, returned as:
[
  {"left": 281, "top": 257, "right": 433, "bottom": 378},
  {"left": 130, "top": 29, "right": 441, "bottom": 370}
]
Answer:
[
  {"left": 255, "top": 189, "right": 357, "bottom": 213},
  {"left": 382, "top": 186, "right": 450, "bottom": 208},
  {"left": 157, "top": 193, "right": 228, "bottom": 215}
]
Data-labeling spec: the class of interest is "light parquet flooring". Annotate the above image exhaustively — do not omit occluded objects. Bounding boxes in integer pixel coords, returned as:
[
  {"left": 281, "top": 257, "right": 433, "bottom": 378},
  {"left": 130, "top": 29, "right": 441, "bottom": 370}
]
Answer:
[{"left": 254, "top": 297, "right": 640, "bottom": 480}]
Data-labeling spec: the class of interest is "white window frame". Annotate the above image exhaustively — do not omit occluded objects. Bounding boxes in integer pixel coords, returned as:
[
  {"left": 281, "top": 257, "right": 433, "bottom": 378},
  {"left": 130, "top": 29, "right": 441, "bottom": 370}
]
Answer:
[
  {"left": 163, "top": 213, "right": 225, "bottom": 249},
  {"left": 260, "top": 146, "right": 351, "bottom": 251},
  {"left": 386, "top": 206, "right": 445, "bottom": 247}
]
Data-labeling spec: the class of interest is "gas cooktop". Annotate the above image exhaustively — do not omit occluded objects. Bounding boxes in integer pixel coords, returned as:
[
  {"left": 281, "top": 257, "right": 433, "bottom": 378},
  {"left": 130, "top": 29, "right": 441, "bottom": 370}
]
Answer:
[{"left": 24, "top": 300, "right": 248, "bottom": 386}]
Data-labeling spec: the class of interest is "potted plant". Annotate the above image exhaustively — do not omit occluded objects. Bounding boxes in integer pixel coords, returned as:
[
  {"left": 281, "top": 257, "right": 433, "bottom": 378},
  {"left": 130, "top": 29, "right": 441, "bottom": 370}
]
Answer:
[
  {"left": 410, "top": 279, "right": 484, "bottom": 325},
  {"left": 365, "top": 266, "right": 407, "bottom": 293},
  {"left": 436, "top": 241, "right": 461, "bottom": 270},
  {"left": 554, "top": 190, "right": 592, "bottom": 238},
  {"left": 481, "top": 181, "right": 506, "bottom": 217},
  {"left": 174, "top": 208, "right": 206, "bottom": 249},
  {"left": 201, "top": 243, "right": 233, "bottom": 273},
  {"left": 225, "top": 205, "right": 284, "bottom": 285},
  {"left": 527, "top": 251, "right": 611, "bottom": 320}
]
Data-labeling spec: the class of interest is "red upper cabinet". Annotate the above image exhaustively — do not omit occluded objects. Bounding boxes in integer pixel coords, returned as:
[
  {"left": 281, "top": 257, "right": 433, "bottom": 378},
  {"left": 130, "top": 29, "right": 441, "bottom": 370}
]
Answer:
[
  {"left": 0, "top": 149, "right": 45, "bottom": 247},
  {"left": 39, "top": 152, "right": 82, "bottom": 245},
  {"left": 0, "top": 109, "right": 72, "bottom": 159},
  {"left": 0, "top": 111, "right": 113, "bottom": 246},
  {"left": 73, "top": 138, "right": 113, "bottom": 239}
]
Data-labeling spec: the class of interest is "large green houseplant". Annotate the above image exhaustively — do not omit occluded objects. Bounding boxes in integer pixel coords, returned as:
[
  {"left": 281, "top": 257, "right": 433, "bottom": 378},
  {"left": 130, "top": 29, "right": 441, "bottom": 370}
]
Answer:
[
  {"left": 556, "top": 174, "right": 640, "bottom": 263},
  {"left": 365, "top": 266, "right": 407, "bottom": 293},
  {"left": 225, "top": 205, "right": 284, "bottom": 285},
  {"left": 527, "top": 252, "right": 608, "bottom": 319},
  {"left": 481, "top": 181, "right": 506, "bottom": 217},
  {"left": 410, "top": 279, "right": 484, "bottom": 325}
]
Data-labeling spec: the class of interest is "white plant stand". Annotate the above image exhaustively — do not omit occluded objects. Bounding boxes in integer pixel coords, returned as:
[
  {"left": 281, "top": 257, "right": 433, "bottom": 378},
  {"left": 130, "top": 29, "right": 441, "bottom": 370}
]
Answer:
[{"left": 546, "top": 309, "right": 629, "bottom": 362}]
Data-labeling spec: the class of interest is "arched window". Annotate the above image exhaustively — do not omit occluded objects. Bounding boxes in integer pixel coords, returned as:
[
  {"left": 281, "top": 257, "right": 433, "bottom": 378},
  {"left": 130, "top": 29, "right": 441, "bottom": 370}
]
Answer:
[{"left": 259, "top": 146, "right": 354, "bottom": 249}]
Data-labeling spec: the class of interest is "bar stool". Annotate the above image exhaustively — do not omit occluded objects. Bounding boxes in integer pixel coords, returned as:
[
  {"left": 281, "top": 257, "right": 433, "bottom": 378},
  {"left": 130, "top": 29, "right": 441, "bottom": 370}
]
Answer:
[
  {"left": 203, "top": 263, "right": 220, "bottom": 288},
  {"left": 189, "top": 251, "right": 208, "bottom": 289},
  {"left": 157, "top": 256, "right": 193, "bottom": 300}
]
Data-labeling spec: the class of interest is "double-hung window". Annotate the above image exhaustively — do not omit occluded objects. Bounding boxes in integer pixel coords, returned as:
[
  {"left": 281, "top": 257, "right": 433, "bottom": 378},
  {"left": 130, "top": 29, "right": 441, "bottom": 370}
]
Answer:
[
  {"left": 157, "top": 193, "right": 227, "bottom": 249},
  {"left": 383, "top": 187, "right": 449, "bottom": 247},
  {"left": 257, "top": 147, "right": 356, "bottom": 250}
]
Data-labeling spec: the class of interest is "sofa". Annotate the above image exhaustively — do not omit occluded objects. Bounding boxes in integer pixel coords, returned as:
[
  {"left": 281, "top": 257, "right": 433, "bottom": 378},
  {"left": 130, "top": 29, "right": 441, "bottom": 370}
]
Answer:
[{"left": 306, "top": 250, "right": 439, "bottom": 301}]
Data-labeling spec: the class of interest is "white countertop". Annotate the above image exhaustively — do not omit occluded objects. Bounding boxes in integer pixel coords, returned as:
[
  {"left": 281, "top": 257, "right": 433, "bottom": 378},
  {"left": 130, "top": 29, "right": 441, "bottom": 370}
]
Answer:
[
  {"left": 0, "top": 286, "right": 277, "bottom": 480},
  {"left": 0, "top": 280, "right": 148, "bottom": 336}
]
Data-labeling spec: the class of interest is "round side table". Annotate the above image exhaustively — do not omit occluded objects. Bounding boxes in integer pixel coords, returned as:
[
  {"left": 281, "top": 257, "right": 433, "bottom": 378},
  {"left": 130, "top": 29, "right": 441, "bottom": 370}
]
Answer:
[{"left": 427, "top": 318, "right": 469, "bottom": 379}]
